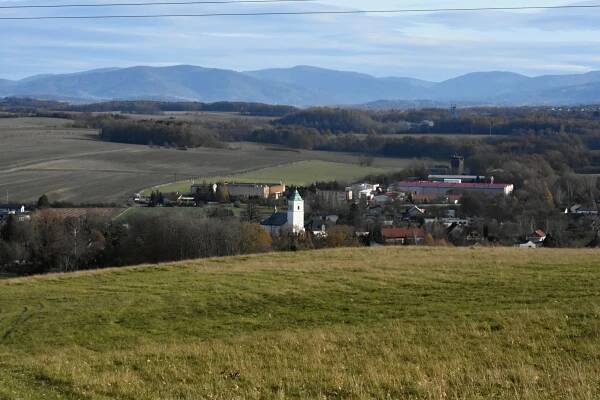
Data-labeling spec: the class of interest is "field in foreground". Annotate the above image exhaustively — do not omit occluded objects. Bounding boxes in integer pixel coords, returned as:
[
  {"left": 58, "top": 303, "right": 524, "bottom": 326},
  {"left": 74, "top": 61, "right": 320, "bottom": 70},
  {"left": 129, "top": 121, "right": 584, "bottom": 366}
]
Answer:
[{"left": 1, "top": 247, "right": 599, "bottom": 399}]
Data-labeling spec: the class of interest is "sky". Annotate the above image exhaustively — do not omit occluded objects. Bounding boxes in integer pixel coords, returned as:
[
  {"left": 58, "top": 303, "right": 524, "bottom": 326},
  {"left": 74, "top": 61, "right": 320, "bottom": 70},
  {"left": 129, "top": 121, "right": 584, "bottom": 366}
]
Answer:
[{"left": 1, "top": 0, "right": 600, "bottom": 81}]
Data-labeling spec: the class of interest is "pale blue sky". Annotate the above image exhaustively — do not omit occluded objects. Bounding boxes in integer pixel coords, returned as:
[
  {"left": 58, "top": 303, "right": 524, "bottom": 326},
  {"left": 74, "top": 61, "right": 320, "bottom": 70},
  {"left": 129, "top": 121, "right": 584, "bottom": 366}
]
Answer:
[{"left": 1, "top": 0, "right": 599, "bottom": 80}]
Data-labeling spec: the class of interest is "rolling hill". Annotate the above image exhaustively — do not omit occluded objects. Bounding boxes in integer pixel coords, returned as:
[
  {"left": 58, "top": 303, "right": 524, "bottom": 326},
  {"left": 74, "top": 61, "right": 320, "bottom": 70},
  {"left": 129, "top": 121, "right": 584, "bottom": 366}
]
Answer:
[
  {"left": 2, "top": 65, "right": 600, "bottom": 105},
  {"left": 1, "top": 247, "right": 600, "bottom": 399}
]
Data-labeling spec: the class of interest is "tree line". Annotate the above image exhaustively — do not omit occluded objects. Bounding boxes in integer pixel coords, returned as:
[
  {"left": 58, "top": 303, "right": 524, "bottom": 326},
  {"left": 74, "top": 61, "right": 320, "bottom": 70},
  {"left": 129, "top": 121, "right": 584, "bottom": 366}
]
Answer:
[
  {"left": 0, "top": 97, "right": 297, "bottom": 117},
  {"left": 0, "top": 211, "right": 273, "bottom": 275}
]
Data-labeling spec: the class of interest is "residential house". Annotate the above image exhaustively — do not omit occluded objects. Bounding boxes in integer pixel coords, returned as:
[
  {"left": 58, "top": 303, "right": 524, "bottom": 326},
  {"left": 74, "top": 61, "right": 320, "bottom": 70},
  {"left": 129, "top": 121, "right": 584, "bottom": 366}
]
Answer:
[
  {"left": 526, "top": 230, "right": 547, "bottom": 245},
  {"left": 567, "top": 204, "right": 599, "bottom": 215},
  {"left": 345, "top": 183, "right": 380, "bottom": 202},
  {"left": 305, "top": 215, "right": 339, "bottom": 238},
  {"left": 403, "top": 205, "right": 426, "bottom": 221},
  {"left": 381, "top": 227, "right": 426, "bottom": 245}
]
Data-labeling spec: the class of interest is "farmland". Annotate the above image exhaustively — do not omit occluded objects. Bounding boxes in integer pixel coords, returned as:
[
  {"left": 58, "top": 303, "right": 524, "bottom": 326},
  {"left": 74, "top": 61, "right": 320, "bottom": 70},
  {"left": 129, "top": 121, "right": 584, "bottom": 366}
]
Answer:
[
  {"left": 1, "top": 247, "right": 599, "bottom": 399},
  {"left": 148, "top": 159, "right": 406, "bottom": 194},
  {"left": 0, "top": 116, "right": 414, "bottom": 204}
]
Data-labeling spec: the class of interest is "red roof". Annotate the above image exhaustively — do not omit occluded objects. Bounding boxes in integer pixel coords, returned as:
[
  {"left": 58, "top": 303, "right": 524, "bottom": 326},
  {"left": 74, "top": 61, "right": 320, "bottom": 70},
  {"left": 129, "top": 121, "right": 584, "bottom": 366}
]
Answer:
[
  {"left": 381, "top": 227, "right": 426, "bottom": 239},
  {"left": 396, "top": 181, "right": 512, "bottom": 190}
]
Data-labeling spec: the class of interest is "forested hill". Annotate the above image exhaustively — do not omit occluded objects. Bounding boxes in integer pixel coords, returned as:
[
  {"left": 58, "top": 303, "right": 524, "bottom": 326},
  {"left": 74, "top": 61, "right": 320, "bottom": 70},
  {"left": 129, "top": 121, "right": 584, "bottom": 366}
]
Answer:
[{"left": 3, "top": 65, "right": 600, "bottom": 105}]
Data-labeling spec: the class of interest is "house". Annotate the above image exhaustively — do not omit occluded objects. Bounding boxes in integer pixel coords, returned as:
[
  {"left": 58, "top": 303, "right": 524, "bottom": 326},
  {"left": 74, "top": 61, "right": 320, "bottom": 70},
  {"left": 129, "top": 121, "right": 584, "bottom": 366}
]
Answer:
[
  {"left": 162, "top": 192, "right": 184, "bottom": 206},
  {"left": 381, "top": 227, "right": 426, "bottom": 245},
  {"left": 526, "top": 230, "right": 547, "bottom": 244},
  {"left": 305, "top": 215, "right": 338, "bottom": 238},
  {"left": 268, "top": 184, "right": 287, "bottom": 199},
  {"left": 519, "top": 241, "right": 540, "bottom": 249},
  {"left": 403, "top": 205, "right": 426, "bottom": 221},
  {"left": 567, "top": 204, "right": 599, "bottom": 215},
  {"left": 372, "top": 194, "right": 393, "bottom": 206},
  {"left": 345, "top": 183, "right": 380, "bottom": 202},
  {"left": 225, "top": 183, "right": 270, "bottom": 199},
  {"left": 261, "top": 190, "right": 305, "bottom": 235}
]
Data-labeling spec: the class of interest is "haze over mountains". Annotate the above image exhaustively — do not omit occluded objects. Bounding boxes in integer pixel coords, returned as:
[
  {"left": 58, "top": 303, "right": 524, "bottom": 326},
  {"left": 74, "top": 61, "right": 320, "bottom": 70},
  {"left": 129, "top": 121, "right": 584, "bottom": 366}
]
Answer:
[{"left": 1, "top": 65, "right": 600, "bottom": 106}]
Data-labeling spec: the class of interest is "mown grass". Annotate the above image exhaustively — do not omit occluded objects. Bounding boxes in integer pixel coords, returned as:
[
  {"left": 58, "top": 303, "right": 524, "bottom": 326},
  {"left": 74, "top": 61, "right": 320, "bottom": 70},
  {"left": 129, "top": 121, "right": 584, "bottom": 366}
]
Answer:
[
  {"left": 148, "top": 159, "right": 403, "bottom": 194},
  {"left": 0, "top": 247, "right": 599, "bottom": 399}
]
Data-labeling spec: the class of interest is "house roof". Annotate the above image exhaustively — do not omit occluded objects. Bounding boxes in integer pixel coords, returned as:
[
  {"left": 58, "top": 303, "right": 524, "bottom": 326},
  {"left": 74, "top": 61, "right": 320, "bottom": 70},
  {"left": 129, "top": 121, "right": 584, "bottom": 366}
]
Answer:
[
  {"left": 381, "top": 227, "right": 426, "bottom": 239},
  {"left": 261, "top": 212, "right": 288, "bottom": 227},
  {"left": 530, "top": 229, "right": 546, "bottom": 238}
]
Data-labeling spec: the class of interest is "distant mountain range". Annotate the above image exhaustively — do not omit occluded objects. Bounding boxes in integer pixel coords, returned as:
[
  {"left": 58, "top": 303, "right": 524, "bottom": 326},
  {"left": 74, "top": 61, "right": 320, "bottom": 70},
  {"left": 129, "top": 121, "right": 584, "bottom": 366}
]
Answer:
[{"left": 2, "top": 65, "right": 600, "bottom": 106}]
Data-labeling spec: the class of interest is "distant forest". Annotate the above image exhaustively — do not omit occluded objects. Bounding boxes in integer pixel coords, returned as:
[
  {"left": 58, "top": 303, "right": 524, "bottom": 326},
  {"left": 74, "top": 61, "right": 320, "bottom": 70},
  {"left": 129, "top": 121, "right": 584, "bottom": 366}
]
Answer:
[{"left": 0, "top": 97, "right": 296, "bottom": 116}]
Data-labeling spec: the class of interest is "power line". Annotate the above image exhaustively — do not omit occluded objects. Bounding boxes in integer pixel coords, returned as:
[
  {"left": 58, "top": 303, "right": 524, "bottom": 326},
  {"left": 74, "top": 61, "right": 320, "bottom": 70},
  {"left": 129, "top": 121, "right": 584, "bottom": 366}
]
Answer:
[
  {"left": 1, "top": 4, "right": 600, "bottom": 20},
  {"left": 0, "top": 0, "right": 314, "bottom": 9}
]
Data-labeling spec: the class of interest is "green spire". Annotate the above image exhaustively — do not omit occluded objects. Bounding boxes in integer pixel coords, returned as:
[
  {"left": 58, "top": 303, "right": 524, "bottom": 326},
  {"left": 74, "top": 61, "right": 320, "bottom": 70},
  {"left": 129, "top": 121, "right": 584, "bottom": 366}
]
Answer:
[{"left": 290, "top": 189, "right": 303, "bottom": 201}]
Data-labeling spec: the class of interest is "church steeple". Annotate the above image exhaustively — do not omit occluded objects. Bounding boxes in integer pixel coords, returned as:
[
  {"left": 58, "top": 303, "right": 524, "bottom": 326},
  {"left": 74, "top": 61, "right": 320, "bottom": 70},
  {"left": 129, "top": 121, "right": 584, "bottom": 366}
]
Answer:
[{"left": 287, "top": 189, "right": 304, "bottom": 233}]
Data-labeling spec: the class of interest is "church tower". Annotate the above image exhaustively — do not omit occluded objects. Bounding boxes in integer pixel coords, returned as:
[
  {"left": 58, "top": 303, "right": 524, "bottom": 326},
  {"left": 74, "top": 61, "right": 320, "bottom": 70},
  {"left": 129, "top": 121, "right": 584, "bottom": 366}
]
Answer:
[{"left": 287, "top": 189, "right": 304, "bottom": 233}]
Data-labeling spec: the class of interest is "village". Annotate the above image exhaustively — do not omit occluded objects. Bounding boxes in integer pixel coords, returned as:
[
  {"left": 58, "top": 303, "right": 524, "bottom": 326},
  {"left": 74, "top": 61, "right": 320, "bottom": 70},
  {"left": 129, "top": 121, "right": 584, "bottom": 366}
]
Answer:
[{"left": 5, "top": 155, "right": 597, "bottom": 250}]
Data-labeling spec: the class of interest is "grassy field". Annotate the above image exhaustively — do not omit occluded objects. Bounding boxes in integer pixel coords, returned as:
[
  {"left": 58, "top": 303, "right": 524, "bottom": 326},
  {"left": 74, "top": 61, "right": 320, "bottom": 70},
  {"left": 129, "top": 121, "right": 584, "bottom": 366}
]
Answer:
[
  {"left": 149, "top": 159, "right": 406, "bottom": 194},
  {"left": 1, "top": 247, "right": 599, "bottom": 399},
  {"left": 0, "top": 116, "right": 415, "bottom": 204}
]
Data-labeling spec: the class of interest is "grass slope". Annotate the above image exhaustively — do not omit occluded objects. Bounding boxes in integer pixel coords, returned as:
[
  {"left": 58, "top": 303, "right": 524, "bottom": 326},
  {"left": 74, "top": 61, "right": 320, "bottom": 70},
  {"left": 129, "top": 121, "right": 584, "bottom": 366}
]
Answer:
[{"left": 1, "top": 247, "right": 599, "bottom": 399}]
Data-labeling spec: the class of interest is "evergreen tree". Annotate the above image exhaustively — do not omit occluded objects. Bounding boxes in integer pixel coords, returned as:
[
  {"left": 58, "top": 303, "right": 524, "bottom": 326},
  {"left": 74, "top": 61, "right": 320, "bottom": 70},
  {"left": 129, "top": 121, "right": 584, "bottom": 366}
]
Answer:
[{"left": 37, "top": 194, "right": 50, "bottom": 209}]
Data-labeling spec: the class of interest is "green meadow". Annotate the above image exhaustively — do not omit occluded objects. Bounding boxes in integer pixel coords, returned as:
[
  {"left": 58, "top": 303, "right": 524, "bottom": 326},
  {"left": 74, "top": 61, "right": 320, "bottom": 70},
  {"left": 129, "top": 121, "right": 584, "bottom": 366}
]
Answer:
[
  {"left": 1, "top": 247, "right": 599, "bottom": 399},
  {"left": 145, "top": 159, "right": 405, "bottom": 194}
]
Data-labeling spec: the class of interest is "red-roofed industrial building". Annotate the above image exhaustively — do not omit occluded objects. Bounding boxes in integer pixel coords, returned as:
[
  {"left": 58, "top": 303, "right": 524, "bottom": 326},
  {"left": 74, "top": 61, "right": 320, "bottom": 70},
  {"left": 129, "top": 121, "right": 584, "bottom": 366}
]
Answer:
[{"left": 394, "top": 180, "right": 514, "bottom": 198}]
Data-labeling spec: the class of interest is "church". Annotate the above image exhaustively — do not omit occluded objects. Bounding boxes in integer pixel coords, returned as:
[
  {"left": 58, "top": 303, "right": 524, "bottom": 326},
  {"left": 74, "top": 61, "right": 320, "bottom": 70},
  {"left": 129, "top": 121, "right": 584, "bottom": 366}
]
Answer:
[{"left": 260, "top": 189, "right": 304, "bottom": 235}]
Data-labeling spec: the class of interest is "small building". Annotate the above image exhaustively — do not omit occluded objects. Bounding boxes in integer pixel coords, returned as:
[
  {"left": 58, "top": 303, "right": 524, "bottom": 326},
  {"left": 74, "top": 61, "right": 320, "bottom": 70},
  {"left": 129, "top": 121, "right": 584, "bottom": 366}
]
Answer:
[
  {"left": 381, "top": 227, "right": 426, "bottom": 245},
  {"left": 345, "top": 183, "right": 380, "bottom": 202},
  {"left": 526, "top": 230, "right": 547, "bottom": 244},
  {"left": 403, "top": 205, "right": 426, "bottom": 221},
  {"left": 0, "top": 204, "right": 28, "bottom": 222},
  {"left": 225, "top": 183, "right": 270, "bottom": 199},
  {"left": 268, "top": 184, "right": 287, "bottom": 199},
  {"left": 261, "top": 190, "right": 305, "bottom": 235},
  {"left": 305, "top": 215, "right": 338, "bottom": 238},
  {"left": 372, "top": 194, "right": 393, "bottom": 206},
  {"left": 567, "top": 205, "right": 599, "bottom": 215},
  {"left": 519, "top": 241, "right": 540, "bottom": 249}
]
